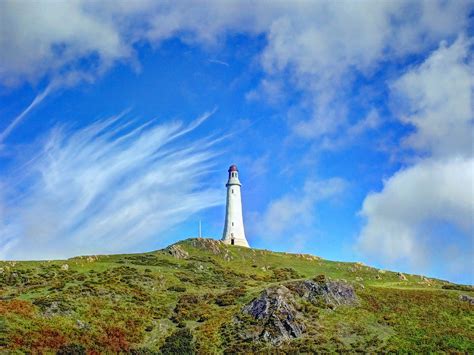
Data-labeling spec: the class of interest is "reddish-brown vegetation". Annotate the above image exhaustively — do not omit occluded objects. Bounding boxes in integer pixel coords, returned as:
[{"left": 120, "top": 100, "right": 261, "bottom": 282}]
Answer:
[
  {"left": 0, "top": 299, "right": 35, "bottom": 317},
  {"left": 98, "top": 326, "right": 130, "bottom": 352}
]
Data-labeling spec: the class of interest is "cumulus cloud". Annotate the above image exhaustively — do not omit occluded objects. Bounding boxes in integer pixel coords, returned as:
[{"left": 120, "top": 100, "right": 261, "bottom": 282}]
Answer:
[
  {"left": 253, "top": 177, "right": 346, "bottom": 244},
  {"left": 258, "top": 0, "right": 471, "bottom": 140},
  {"left": 1, "top": 0, "right": 471, "bottom": 139},
  {"left": 0, "top": 0, "right": 132, "bottom": 86},
  {"left": 356, "top": 37, "right": 474, "bottom": 279},
  {"left": 358, "top": 158, "right": 474, "bottom": 266},
  {"left": 391, "top": 36, "right": 473, "bottom": 158},
  {"left": 0, "top": 111, "right": 222, "bottom": 260}
]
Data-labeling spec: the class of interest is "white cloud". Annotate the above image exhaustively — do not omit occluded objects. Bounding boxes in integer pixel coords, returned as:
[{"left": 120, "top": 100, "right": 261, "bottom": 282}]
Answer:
[
  {"left": 356, "top": 37, "right": 474, "bottom": 279},
  {"left": 253, "top": 177, "right": 346, "bottom": 240},
  {"left": 258, "top": 0, "right": 471, "bottom": 140},
  {"left": 0, "top": 0, "right": 132, "bottom": 86},
  {"left": 391, "top": 36, "right": 473, "bottom": 158},
  {"left": 357, "top": 158, "right": 474, "bottom": 266},
  {"left": 0, "top": 111, "right": 222, "bottom": 260},
  {"left": 316, "top": 108, "right": 381, "bottom": 151},
  {"left": 1, "top": 0, "right": 471, "bottom": 140}
]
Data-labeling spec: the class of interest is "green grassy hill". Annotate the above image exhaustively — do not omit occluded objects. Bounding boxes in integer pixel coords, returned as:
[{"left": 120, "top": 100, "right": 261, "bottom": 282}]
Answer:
[{"left": 1, "top": 238, "right": 473, "bottom": 353}]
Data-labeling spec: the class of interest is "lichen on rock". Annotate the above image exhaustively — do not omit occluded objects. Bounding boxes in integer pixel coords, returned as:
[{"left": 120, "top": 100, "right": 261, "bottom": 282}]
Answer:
[
  {"left": 242, "top": 285, "right": 305, "bottom": 344},
  {"left": 166, "top": 245, "right": 189, "bottom": 259},
  {"left": 287, "top": 278, "right": 357, "bottom": 308},
  {"left": 459, "top": 294, "right": 474, "bottom": 305},
  {"left": 191, "top": 238, "right": 224, "bottom": 254}
]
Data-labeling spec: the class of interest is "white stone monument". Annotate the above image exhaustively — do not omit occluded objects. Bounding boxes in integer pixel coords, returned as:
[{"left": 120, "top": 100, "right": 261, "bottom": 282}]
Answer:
[{"left": 222, "top": 165, "right": 250, "bottom": 247}]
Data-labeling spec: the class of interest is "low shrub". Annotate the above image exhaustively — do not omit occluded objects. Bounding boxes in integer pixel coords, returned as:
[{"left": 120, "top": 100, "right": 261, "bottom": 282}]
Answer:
[
  {"left": 442, "top": 284, "right": 473, "bottom": 292},
  {"left": 272, "top": 267, "right": 303, "bottom": 281},
  {"left": 167, "top": 285, "right": 186, "bottom": 292},
  {"left": 160, "top": 328, "right": 195, "bottom": 355},
  {"left": 215, "top": 286, "right": 247, "bottom": 306},
  {"left": 57, "top": 344, "right": 86, "bottom": 355}
]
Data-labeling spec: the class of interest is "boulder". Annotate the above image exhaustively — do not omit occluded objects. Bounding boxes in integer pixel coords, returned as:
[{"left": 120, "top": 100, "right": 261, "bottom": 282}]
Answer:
[
  {"left": 287, "top": 279, "right": 357, "bottom": 308},
  {"left": 295, "top": 253, "right": 320, "bottom": 261},
  {"left": 237, "top": 278, "right": 357, "bottom": 345},
  {"left": 459, "top": 294, "right": 474, "bottom": 305},
  {"left": 398, "top": 272, "right": 408, "bottom": 281},
  {"left": 242, "top": 286, "right": 305, "bottom": 344},
  {"left": 191, "top": 238, "right": 224, "bottom": 254},
  {"left": 166, "top": 245, "right": 189, "bottom": 259}
]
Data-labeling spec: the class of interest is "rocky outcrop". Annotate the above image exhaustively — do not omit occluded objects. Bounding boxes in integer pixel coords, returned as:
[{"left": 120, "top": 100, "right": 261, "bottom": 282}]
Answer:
[
  {"left": 459, "top": 294, "right": 474, "bottom": 305},
  {"left": 191, "top": 238, "right": 224, "bottom": 254},
  {"left": 190, "top": 238, "right": 233, "bottom": 261},
  {"left": 398, "top": 272, "right": 408, "bottom": 281},
  {"left": 166, "top": 244, "right": 189, "bottom": 259},
  {"left": 287, "top": 278, "right": 357, "bottom": 308},
  {"left": 239, "top": 277, "right": 357, "bottom": 344},
  {"left": 242, "top": 286, "right": 305, "bottom": 344}
]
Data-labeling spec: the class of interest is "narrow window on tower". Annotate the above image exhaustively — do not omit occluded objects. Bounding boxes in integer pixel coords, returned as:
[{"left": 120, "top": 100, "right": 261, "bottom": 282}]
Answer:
[
  {"left": 232, "top": 222, "right": 234, "bottom": 226},
  {"left": 232, "top": 189, "right": 234, "bottom": 194}
]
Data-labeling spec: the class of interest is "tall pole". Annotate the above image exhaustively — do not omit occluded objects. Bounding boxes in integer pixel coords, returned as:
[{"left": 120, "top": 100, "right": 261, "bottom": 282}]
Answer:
[{"left": 199, "top": 220, "right": 202, "bottom": 238}]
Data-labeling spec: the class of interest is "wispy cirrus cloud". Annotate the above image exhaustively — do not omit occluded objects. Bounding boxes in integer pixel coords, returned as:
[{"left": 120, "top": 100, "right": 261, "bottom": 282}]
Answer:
[{"left": 0, "top": 110, "right": 222, "bottom": 260}]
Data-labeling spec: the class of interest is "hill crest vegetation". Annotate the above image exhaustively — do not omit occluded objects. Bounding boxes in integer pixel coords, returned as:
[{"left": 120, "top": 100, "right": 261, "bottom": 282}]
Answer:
[{"left": 1, "top": 238, "right": 473, "bottom": 353}]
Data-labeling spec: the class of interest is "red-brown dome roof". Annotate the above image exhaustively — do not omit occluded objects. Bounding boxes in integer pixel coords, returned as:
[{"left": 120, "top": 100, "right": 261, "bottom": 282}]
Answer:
[{"left": 228, "top": 164, "right": 238, "bottom": 172}]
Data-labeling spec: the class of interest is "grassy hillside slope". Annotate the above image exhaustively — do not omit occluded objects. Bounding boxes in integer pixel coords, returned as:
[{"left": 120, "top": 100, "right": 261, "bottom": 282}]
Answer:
[{"left": 1, "top": 238, "right": 473, "bottom": 353}]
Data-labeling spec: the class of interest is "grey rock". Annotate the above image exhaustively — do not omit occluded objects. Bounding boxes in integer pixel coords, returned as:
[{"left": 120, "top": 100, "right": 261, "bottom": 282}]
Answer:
[
  {"left": 459, "top": 294, "right": 474, "bottom": 305},
  {"left": 398, "top": 272, "right": 408, "bottom": 281},
  {"left": 242, "top": 286, "right": 305, "bottom": 344},
  {"left": 166, "top": 245, "right": 189, "bottom": 259},
  {"left": 43, "top": 301, "right": 70, "bottom": 317},
  {"left": 76, "top": 319, "right": 90, "bottom": 329},
  {"left": 288, "top": 279, "right": 357, "bottom": 308}
]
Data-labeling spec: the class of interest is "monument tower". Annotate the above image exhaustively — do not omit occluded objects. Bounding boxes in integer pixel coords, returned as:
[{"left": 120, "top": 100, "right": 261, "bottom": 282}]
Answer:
[{"left": 222, "top": 165, "right": 250, "bottom": 247}]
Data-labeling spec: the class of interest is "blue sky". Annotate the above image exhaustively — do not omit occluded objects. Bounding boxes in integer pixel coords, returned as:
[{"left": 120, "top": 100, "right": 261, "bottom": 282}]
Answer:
[{"left": 1, "top": 0, "right": 473, "bottom": 284}]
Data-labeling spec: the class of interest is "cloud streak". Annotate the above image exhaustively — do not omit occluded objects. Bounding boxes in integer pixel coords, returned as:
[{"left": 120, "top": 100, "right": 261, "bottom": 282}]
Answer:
[
  {"left": 0, "top": 85, "right": 52, "bottom": 146},
  {"left": 0, "top": 111, "right": 222, "bottom": 260}
]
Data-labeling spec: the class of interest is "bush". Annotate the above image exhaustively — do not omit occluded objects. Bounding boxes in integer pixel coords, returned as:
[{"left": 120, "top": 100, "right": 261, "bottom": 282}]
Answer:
[
  {"left": 128, "top": 347, "right": 158, "bottom": 354},
  {"left": 57, "top": 344, "right": 86, "bottom": 355},
  {"left": 442, "top": 284, "right": 473, "bottom": 292},
  {"left": 167, "top": 285, "right": 186, "bottom": 292},
  {"left": 172, "top": 294, "right": 211, "bottom": 322},
  {"left": 160, "top": 328, "right": 195, "bottom": 355},
  {"left": 272, "top": 267, "right": 302, "bottom": 281},
  {"left": 215, "top": 287, "right": 247, "bottom": 306}
]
